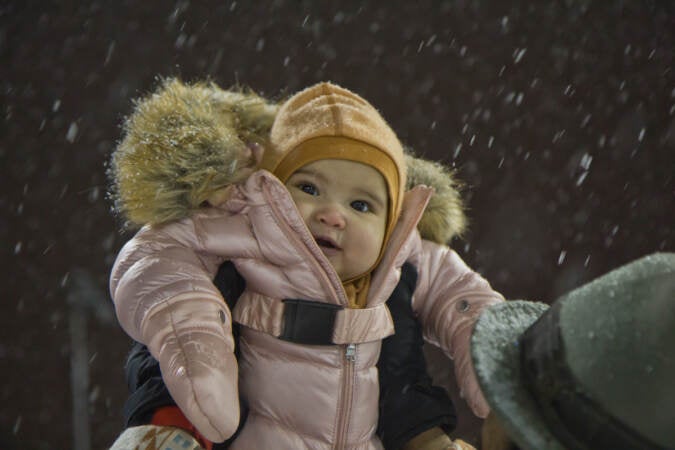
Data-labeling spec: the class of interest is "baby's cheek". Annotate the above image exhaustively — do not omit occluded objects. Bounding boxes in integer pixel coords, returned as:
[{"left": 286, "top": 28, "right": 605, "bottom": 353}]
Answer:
[
  {"left": 361, "top": 232, "right": 384, "bottom": 265},
  {"left": 292, "top": 201, "right": 312, "bottom": 225}
]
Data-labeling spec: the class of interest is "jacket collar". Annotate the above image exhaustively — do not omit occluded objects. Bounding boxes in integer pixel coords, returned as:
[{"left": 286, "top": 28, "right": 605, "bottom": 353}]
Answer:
[{"left": 231, "top": 170, "right": 433, "bottom": 307}]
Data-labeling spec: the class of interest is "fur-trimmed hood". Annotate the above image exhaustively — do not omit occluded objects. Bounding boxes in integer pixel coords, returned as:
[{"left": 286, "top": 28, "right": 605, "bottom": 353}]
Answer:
[{"left": 108, "top": 78, "right": 466, "bottom": 244}]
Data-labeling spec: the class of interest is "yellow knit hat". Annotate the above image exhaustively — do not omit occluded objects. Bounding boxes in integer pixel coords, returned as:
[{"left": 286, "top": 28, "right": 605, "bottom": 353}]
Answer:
[{"left": 260, "top": 82, "right": 407, "bottom": 231}]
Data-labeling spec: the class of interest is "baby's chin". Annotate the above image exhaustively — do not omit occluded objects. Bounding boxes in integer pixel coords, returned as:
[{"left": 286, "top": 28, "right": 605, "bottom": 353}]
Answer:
[
  {"left": 322, "top": 251, "right": 378, "bottom": 282},
  {"left": 335, "top": 265, "right": 375, "bottom": 283}
]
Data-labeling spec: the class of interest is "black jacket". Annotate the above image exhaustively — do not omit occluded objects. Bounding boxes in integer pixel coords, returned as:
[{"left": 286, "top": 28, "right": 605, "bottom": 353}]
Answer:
[{"left": 122, "top": 261, "right": 455, "bottom": 450}]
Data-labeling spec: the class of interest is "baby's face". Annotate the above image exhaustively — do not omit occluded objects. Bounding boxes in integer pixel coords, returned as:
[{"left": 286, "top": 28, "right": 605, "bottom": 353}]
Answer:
[{"left": 285, "top": 159, "right": 388, "bottom": 281}]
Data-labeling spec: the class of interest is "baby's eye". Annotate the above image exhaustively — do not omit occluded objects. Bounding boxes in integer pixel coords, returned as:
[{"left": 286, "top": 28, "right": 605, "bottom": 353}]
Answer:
[
  {"left": 297, "top": 183, "right": 318, "bottom": 196},
  {"left": 351, "top": 200, "right": 371, "bottom": 213}
]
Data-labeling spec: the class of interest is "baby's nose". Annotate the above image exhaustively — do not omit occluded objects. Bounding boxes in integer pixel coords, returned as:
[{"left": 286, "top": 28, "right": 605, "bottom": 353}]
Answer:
[{"left": 317, "top": 207, "right": 346, "bottom": 228}]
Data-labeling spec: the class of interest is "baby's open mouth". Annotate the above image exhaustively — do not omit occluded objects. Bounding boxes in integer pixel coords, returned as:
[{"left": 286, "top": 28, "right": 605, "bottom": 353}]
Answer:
[{"left": 315, "top": 237, "right": 340, "bottom": 250}]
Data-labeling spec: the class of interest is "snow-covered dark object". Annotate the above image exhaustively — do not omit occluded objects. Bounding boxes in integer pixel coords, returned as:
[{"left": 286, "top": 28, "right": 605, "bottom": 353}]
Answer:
[{"left": 471, "top": 252, "right": 675, "bottom": 450}]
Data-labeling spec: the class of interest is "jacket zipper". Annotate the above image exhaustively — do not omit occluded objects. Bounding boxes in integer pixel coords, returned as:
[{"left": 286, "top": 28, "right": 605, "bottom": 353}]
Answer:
[
  {"left": 262, "top": 177, "right": 357, "bottom": 447},
  {"left": 334, "top": 344, "right": 356, "bottom": 449},
  {"left": 262, "top": 179, "right": 348, "bottom": 306}
]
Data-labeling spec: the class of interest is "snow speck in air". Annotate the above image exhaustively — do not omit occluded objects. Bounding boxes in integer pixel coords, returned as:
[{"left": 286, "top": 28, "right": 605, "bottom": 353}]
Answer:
[
  {"left": 453, "top": 143, "right": 462, "bottom": 159},
  {"left": 513, "top": 48, "right": 527, "bottom": 64},
  {"left": 581, "top": 114, "right": 592, "bottom": 128},
  {"left": 13, "top": 416, "right": 21, "bottom": 434},
  {"left": 66, "top": 122, "right": 78, "bottom": 143},
  {"left": 104, "top": 41, "right": 116, "bottom": 66},
  {"left": 88, "top": 187, "right": 100, "bottom": 202},
  {"left": 558, "top": 250, "right": 567, "bottom": 265},
  {"left": 580, "top": 153, "right": 593, "bottom": 170},
  {"left": 552, "top": 129, "right": 566, "bottom": 143},
  {"left": 501, "top": 16, "right": 509, "bottom": 33},
  {"left": 61, "top": 272, "right": 70, "bottom": 288}
]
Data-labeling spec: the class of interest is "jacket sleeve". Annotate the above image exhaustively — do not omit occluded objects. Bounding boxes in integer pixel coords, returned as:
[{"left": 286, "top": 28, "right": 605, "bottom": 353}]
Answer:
[
  {"left": 121, "top": 262, "right": 249, "bottom": 450},
  {"left": 411, "top": 239, "right": 505, "bottom": 418},
  {"left": 110, "top": 214, "right": 225, "bottom": 343},
  {"left": 109, "top": 209, "right": 245, "bottom": 442}
]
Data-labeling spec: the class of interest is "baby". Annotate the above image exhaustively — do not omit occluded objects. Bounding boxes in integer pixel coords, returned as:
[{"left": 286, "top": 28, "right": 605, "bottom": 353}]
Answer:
[{"left": 110, "top": 81, "right": 504, "bottom": 449}]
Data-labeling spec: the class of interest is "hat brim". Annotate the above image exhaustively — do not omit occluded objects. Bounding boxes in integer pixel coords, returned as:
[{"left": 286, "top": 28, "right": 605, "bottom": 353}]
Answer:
[{"left": 471, "top": 300, "right": 566, "bottom": 450}]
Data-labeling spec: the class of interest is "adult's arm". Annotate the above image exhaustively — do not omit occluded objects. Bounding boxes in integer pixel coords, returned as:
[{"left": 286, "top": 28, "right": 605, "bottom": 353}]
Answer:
[{"left": 411, "top": 240, "right": 505, "bottom": 418}]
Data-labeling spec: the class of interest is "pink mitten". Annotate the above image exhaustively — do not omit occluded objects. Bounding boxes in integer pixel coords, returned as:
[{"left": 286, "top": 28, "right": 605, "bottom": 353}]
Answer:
[{"left": 142, "top": 294, "right": 240, "bottom": 443}]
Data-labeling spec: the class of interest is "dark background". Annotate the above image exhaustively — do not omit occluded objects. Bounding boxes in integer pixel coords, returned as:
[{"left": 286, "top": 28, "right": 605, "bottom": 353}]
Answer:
[{"left": 1, "top": 1, "right": 673, "bottom": 449}]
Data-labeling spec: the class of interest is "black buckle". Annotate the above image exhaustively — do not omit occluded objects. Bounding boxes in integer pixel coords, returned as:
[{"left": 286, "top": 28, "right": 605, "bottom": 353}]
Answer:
[{"left": 280, "top": 299, "right": 342, "bottom": 345}]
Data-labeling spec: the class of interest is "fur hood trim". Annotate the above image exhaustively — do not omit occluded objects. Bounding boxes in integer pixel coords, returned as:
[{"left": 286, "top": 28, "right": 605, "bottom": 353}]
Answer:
[
  {"left": 108, "top": 78, "right": 278, "bottom": 227},
  {"left": 108, "top": 78, "right": 466, "bottom": 244},
  {"left": 405, "top": 153, "right": 466, "bottom": 244}
]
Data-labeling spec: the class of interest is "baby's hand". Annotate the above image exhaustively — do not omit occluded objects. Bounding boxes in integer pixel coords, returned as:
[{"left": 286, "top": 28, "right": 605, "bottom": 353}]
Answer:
[
  {"left": 402, "top": 427, "right": 477, "bottom": 450},
  {"left": 449, "top": 439, "right": 477, "bottom": 450},
  {"left": 142, "top": 295, "right": 240, "bottom": 442}
]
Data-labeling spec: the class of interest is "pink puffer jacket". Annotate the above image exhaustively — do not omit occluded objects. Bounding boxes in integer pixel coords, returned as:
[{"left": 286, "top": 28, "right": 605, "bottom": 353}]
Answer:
[{"left": 110, "top": 170, "right": 504, "bottom": 449}]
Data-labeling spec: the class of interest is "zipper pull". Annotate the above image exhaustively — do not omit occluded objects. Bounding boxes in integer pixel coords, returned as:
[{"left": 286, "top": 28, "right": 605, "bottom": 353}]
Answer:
[{"left": 345, "top": 343, "right": 356, "bottom": 362}]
